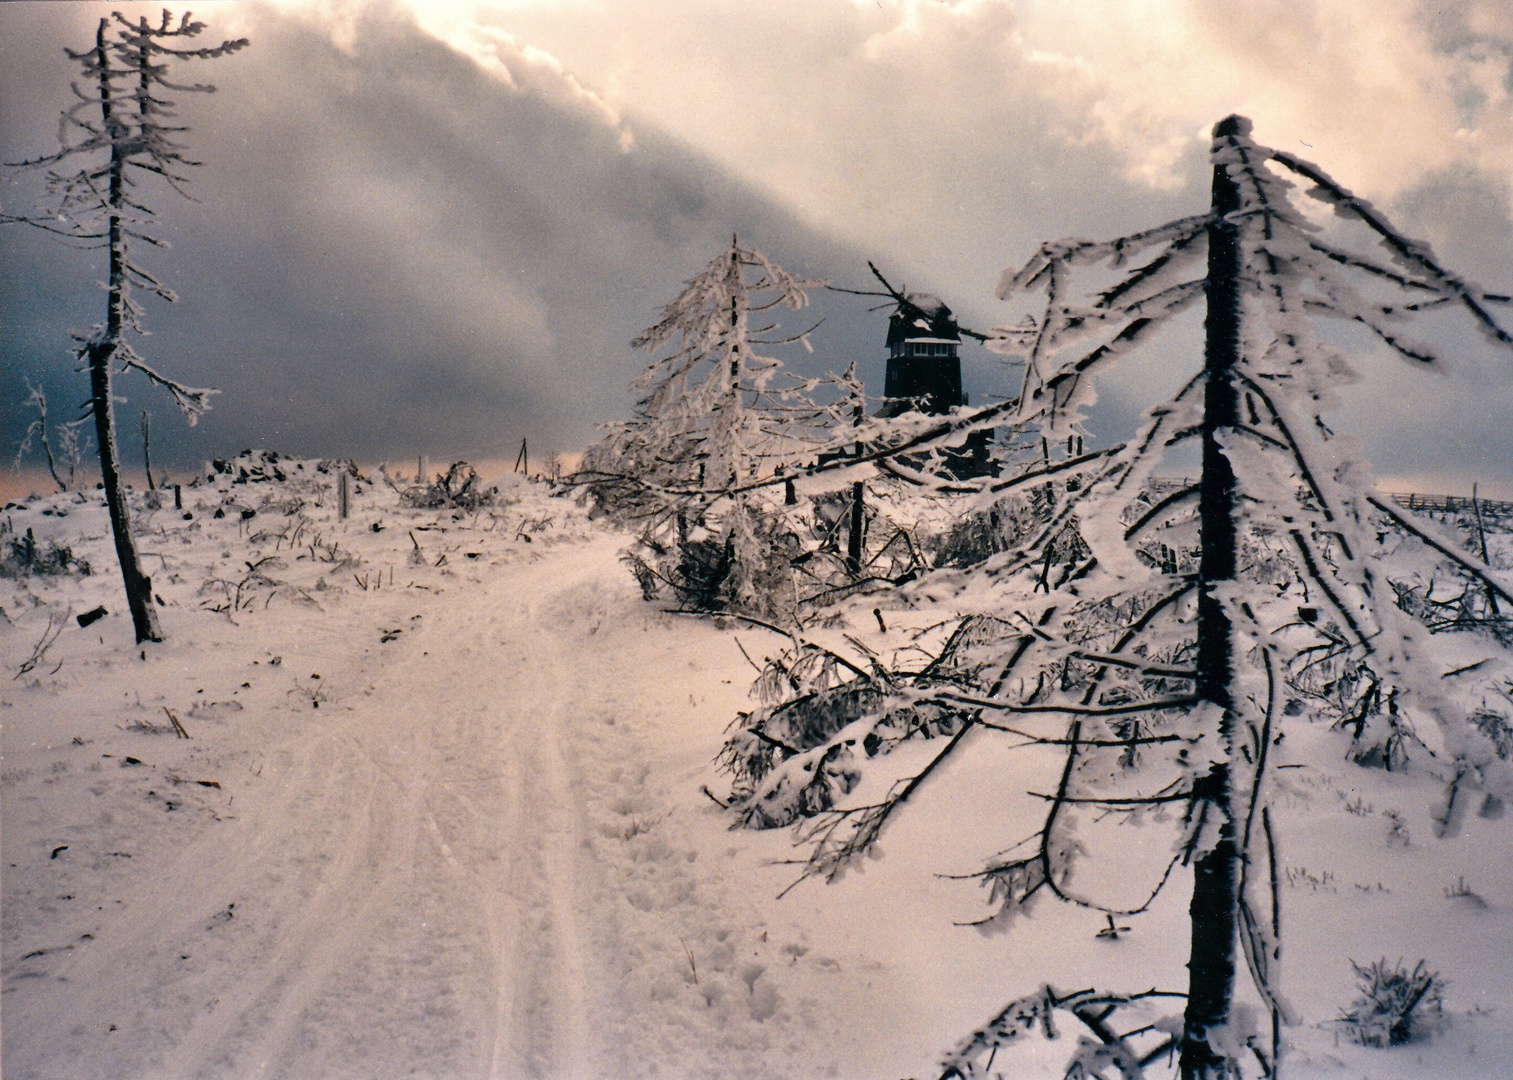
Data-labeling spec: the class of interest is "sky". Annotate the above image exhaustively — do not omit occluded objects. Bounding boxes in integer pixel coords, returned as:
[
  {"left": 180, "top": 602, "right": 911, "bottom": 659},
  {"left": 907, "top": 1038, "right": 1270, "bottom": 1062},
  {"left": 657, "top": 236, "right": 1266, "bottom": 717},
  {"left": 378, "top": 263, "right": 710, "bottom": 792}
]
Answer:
[{"left": 3, "top": 0, "right": 1512, "bottom": 493}]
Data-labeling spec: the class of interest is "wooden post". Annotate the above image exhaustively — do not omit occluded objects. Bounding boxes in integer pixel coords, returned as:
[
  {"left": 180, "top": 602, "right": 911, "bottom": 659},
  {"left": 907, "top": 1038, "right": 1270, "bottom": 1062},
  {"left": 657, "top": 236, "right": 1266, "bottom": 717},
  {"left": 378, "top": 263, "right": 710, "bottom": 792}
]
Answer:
[
  {"left": 1473, "top": 483, "right": 1499, "bottom": 616},
  {"left": 174, "top": 484, "right": 182, "bottom": 510},
  {"left": 417, "top": 454, "right": 428, "bottom": 485},
  {"left": 845, "top": 399, "right": 866, "bottom": 577},
  {"left": 338, "top": 470, "right": 351, "bottom": 520},
  {"left": 140, "top": 409, "right": 155, "bottom": 491},
  {"left": 1181, "top": 114, "right": 1246, "bottom": 1080}
]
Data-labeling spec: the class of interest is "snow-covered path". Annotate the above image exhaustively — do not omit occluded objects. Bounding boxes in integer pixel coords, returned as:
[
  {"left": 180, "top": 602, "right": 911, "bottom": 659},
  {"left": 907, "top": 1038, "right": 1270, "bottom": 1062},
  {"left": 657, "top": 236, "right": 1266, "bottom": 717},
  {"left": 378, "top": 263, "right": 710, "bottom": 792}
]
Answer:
[
  {"left": 12, "top": 474, "right": 1513, "bottom": 1080},
  {"left": 3, "top": 525, "right": 786, "bottom": 1080},
  {"left": 7, "top": 538, "right": 608, "bottom": 1077},
  {"left": 6, "top": 471, "right": 927, "bottom": 1080}
]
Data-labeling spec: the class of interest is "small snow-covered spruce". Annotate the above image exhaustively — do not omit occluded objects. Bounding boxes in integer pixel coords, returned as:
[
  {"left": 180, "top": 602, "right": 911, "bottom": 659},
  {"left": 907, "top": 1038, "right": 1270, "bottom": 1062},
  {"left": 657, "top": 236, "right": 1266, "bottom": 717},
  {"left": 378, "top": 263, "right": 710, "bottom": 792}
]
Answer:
[
  {"left": 1335, "top": 959, "right": 1445, "bottom": 1048},
  {"left": 580, "top": 238, "right": 816, "bottom": 501},
  {"left": 579, "top": 239, "right": 874, "bottom": 620},
  {"left": 3, "top": 11, "right": 247, "bottom": 643},
  {"left": 724, "top": 117, "right": 1513, "bottom": 1080}
]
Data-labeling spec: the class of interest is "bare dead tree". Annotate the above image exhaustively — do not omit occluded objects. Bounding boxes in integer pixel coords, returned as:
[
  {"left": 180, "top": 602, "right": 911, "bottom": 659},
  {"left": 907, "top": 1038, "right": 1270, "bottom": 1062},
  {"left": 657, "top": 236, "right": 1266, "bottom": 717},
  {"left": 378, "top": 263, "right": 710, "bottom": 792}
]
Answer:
[
  {"left": 14, "top": 382, "right": 69, "bottom": 492},
  {"left": 3, "top": 11, "right": 247, "bottom": 642}
]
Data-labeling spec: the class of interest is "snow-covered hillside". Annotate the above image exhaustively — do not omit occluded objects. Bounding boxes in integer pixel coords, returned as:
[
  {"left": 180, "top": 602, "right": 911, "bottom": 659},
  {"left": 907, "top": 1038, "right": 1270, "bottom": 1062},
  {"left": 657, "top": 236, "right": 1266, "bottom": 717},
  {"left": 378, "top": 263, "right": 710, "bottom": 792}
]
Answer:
[{"left": 3, "top": 461, "right": 1512, "bottom": 1079}]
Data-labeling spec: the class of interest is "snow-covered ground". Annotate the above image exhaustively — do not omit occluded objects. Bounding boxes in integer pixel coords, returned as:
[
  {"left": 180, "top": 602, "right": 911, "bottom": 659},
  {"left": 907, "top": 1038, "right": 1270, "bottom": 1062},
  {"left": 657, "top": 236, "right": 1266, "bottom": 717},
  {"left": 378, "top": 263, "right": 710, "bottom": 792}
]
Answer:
[{"left": 4, "top": 462, "right": 1512, "bottom": 1079}]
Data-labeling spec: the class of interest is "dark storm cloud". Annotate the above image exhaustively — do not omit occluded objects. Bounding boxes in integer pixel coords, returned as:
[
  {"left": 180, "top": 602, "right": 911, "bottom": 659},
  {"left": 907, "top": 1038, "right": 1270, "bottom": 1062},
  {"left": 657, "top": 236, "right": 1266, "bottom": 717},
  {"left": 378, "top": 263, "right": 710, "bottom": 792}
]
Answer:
[
  {"left": 0, "top": 3, "right": 885, "bottom": 471},
  {"left": 5, "top": 1, "right": 1513, "bottom": 496}
]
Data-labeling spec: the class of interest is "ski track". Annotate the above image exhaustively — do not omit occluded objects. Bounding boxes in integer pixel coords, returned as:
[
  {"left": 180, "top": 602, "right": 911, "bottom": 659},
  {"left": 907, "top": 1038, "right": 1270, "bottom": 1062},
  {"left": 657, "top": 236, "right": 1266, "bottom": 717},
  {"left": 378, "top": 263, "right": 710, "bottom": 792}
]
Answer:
[{"left": 5, "top": 537, "right": 628, "bottom": 1080}]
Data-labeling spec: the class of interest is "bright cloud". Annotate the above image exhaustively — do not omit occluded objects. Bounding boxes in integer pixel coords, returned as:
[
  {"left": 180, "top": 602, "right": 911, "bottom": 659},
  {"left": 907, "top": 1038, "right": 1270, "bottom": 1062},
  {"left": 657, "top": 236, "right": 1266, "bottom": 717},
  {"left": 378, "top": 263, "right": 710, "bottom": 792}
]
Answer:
[{"left": 391, "top": 0, "right": 1513, "bottom": 234}]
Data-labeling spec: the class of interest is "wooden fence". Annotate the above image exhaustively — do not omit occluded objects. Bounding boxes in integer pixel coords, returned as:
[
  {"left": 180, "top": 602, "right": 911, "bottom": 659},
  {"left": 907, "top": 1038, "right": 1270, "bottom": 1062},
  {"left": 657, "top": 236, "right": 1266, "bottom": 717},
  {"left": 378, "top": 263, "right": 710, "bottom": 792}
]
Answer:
[
  {"left": 1145, "top": 478, "right": 1513, "bottom": 522},
  {"left": 1381, "top": 492, "right": 1513, "bottom": 520}
]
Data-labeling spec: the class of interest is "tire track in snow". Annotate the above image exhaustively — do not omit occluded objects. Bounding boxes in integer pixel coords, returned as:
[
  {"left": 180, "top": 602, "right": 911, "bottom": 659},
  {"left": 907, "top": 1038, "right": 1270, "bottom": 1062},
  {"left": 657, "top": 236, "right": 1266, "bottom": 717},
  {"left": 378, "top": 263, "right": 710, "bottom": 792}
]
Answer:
[
  {"left": 164, "top": 719, "right": 454, "bottom": 1078},
  {"left": 232, "top": 762, "right": 430, "bottom": 1080},
  {"left": 524, "top": 651, "right": 594, "bottom": 1080},
  {"left": 485, "top": 730, "right": 527, "bottom": 1080},
  {"left": 167, "top": 589, "right": 530, "bottom": 1079}
]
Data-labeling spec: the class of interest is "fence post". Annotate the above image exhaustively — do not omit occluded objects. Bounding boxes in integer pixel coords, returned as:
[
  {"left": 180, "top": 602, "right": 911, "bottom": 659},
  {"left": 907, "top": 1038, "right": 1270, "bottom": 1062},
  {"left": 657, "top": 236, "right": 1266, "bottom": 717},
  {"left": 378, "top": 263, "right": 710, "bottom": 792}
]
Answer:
[
  {"left": 338, "top": 470, "right": 351, "bottom": 520},
  {"left": 140, "top": 409, "right": 156, "bottom": 491}
]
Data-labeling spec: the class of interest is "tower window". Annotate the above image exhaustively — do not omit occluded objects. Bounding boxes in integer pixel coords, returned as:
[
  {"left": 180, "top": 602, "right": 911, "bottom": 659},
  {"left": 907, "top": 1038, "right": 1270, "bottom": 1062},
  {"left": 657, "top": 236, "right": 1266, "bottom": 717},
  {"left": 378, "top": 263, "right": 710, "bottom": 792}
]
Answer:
[{"left": 895, "top": 340, "right": 958, "bottom": 357}]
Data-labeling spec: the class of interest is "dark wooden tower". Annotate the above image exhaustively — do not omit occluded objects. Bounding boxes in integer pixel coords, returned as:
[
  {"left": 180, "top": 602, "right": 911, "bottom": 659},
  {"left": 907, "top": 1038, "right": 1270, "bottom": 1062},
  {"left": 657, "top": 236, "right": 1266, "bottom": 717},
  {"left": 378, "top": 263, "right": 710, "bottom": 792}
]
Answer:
[
  {"left": 881, "top": 293, "right": 964, "bottom": 415},
  {"left": 876, "top": 290, "right": 994, "bottom": 476}
]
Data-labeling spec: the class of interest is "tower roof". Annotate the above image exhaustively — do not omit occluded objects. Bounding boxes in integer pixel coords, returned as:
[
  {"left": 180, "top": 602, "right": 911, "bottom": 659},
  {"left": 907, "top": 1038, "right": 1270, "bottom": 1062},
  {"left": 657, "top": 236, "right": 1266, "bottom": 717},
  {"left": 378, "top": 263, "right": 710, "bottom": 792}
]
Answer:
[{"left": 886, "top": 292, "right": 961, "bottom": 347}]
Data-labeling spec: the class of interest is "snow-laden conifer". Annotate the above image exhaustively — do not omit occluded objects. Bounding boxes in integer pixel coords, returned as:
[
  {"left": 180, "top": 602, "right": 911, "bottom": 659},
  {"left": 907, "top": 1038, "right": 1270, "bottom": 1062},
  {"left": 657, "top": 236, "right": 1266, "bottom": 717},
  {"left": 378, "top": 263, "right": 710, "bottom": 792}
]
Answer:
[
  {"left": 715, "top": 117, "right": 1513, "bottom": 1079},
  {"left": 581, "top": 239, "right": 895, "bottom": 619}
]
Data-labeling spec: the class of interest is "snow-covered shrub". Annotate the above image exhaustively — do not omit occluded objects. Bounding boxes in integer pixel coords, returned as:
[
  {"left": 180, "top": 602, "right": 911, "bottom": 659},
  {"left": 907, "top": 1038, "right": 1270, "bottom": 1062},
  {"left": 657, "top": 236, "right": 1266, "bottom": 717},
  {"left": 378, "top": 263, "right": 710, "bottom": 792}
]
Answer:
[
  {"left": 1328, "top": 681, "right": 1421, "bottom": 772},
  {"left": 940, "top": 987, "right": 1183, "bottom": 1080},
  {"left": 617, "top": 495, "right": 811, "bottom": 619},
  {"left": 720, "top": 642, "right": 886, "bottom": 826},
  {"left": 929, "top": 488, "right": 1052, "bottom": 569},
  {"left": 1387, "top": 560, "right": 1513, "bottom": 644},
  {"left": 399, "top": 461, "right": 496, "bottom": 512},
  {"left": 1, "top": 528, "right": 90, "bottom": 578},
  {"left": 213, "top": 449, "right": 294, "bottom": 484},
  {"left": 626, "top": 532, "right": 730, "bottom": 611},
  {"left": 716, "top": 628, "right": 992, "bottom": 830},
  {"left": 1471, "top": 706, "right": 1513, "bottom": 760},
  {"left": 719, "top": 617, "right": 1037, "bottom": 830},
  {"left": 1337, "top": 959, "right": 1445, "bottom": 1047},
  {"left": 676, "top": 535, "right": 733, "bottom": 608}
]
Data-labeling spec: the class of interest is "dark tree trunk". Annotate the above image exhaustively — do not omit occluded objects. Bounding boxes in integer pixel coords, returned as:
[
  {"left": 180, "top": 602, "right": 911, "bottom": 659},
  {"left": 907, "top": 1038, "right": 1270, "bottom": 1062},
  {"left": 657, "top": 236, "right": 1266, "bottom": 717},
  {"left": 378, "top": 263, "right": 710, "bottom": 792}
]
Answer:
[
  {"left": 1180, "top": 114, "right": 1245, "bottom": 1080},
  {"left": 846, "top": 479, "right": 865, "bottom": 577},
  {"left": 90, "top": 19, "right": 162, "bottom": 645},
  {"left": 845, "top": 401, "right": 866, "bottom": 577}
]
